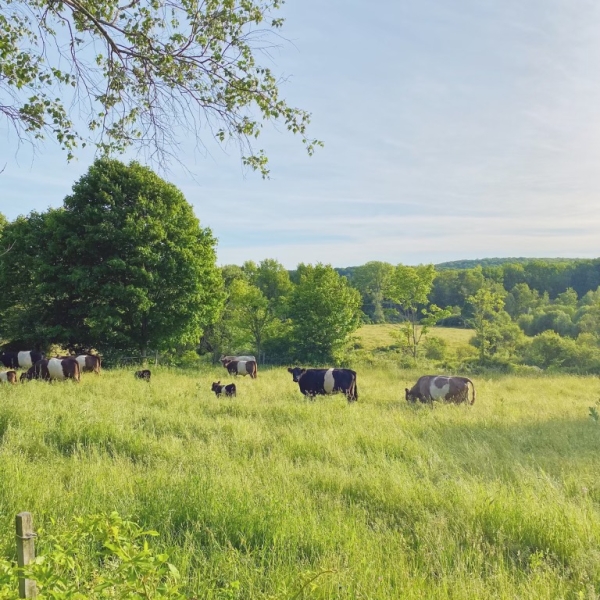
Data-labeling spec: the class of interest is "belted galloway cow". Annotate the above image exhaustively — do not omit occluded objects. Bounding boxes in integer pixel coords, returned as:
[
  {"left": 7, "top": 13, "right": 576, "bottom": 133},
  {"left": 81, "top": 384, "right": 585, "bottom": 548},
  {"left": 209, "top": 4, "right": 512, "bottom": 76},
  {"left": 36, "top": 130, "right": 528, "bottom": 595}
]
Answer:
[
  {"left": 223, "top": 359, "right": 257, "bottom": 379},
  {"left": 59, "top": 354, "right": 102, "bottom": 375},
  {"left": 22, "top": 358, "right": 80, "bottom": 382},
  {"left": 220, "top": 355, "right": 256, "bottom": 366},
  {"left": 211, "top": 381, "right": 236, "bottom": 398},
  {"left": 405, "top": 375, "right": 475, "bottom": 405},
  {"left": 0, "top": 351, "right": 45, "bottom": 370},
  {"left": 287, "top": 367, "right": 358, "bottom": 402},
  {"left": 0, "top": 371, "right": 17, "bottom": 384}
]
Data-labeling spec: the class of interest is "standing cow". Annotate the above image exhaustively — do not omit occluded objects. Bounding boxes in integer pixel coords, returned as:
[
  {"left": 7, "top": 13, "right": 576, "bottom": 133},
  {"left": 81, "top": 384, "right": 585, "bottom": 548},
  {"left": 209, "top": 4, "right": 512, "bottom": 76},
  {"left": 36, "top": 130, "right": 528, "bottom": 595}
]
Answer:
[
  {"left": 0, "top": 351, "right": 45, "bottom": 370},
  {"left": 211, "top": 381, "right": 237, "bottom": 398},
  {"left": 22, "top": 358, "right": 80, "bottom": 382},
  {"left": 287, "top": 367, "right": 358, "bottom": 402},
  {"left": 223, "top": 359, "right": 257, "bottom": 379},
  {"left": 0, "top": 371, "right": 17, "bottom": 384},
  {"left": 405, "top": 375, "right": 475, "bottom": 405},
  {"left": 220, "top": 355, "right": 256, "bottom": 366},
  {"left": 59, "top": 354, "right": 101, "bottom": 375}
]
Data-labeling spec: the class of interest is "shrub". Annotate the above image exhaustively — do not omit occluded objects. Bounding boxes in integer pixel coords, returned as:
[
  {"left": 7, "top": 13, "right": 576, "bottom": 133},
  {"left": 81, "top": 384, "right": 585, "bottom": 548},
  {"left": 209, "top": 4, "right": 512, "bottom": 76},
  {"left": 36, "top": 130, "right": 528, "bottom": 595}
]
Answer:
[
  {"left": 0, "top": 512, "right": 183, "bottom": 599},
  {"left": 423, "top": 336, "right": 448, "bottom": 361}
]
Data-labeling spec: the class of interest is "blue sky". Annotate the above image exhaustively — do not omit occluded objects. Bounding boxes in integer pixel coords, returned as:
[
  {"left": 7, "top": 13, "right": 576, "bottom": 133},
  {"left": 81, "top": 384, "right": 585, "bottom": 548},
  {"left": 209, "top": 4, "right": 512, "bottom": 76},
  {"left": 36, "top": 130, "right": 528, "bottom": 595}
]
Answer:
[{"left": 2, "top": 0, "right": 600, "bottom": 268}]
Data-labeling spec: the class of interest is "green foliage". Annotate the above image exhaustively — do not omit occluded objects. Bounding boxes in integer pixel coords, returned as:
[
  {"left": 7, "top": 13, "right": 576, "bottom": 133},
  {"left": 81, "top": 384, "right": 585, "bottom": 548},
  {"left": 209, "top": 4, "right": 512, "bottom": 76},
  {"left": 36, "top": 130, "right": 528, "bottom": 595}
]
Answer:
[
  {"left": 521, "top": 331, "right": 600, "bottom": 372},
  {"left": 468, "top": 283, "right": 523, "bottom": 364},
  {"left": 0, "top": 159, "right": 223, "bottom": 355},
  {"left": 422, "top": 335, "right": 448, "bottom": 361},
  {"left": 350, "top": 261, "right": 394, "bottom": 323},
  {"left": 289, "top": 263, "right": 361, "bottom": 363},
  {"left": 0, "top": 512, "right": 181, "bottom": 599},
  {"left": 386, "top": 264, "right": 451, "bottom": 361},
  {"left": 1, "top": 0, "right": 320, "bottom": 175}
]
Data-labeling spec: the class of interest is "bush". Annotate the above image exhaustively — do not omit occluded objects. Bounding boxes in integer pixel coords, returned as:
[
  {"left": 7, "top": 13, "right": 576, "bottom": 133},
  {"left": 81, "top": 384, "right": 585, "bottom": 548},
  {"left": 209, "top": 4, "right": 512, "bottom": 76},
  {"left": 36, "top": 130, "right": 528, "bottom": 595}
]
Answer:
[
  {"left": 0, "top": 512, "right": 183, "bottom": 599},
  {"left": 423, "top": 336, "right": 448, "bottom": 361}
]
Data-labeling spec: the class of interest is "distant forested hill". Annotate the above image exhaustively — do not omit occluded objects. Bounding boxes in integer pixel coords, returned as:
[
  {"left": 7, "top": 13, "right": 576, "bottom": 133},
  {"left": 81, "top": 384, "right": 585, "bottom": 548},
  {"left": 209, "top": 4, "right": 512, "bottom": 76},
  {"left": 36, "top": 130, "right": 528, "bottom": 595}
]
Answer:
[{"left": 434, "top": 257, "right": 578, "bottom": 270}]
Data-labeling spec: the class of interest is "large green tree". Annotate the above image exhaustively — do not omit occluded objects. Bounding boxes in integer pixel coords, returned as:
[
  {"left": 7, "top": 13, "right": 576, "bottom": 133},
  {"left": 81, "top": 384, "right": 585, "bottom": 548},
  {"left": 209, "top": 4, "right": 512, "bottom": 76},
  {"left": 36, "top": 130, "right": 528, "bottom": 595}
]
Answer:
[
  {"left": 386, "top": 264, "right": 451, "bottom": 360},
  {"left": 0, "top": 159, "right": 223, "bottom": 354},
  {"left": 288, "top": 264, "right": 361, "bottom": 364},
  {"left": 1, "top": 0, "right": 320, "bottom": 175},
  {"left": 351, "top": 261, "right": 394, "bottom": 323}
]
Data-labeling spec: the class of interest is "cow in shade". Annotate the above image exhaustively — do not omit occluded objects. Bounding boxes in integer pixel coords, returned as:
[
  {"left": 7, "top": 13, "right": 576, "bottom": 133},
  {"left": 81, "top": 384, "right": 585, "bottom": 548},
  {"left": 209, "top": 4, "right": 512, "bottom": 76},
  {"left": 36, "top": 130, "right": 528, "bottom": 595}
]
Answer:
[
  {"left": 0, "top": 371, "right": 17, "bottom": 384},
  {"left": 287, "top": 367, "right": 358, "bottom": 402},
  {"left": 405, "top": 375, "right": 476, "bottom": 405},
  {"left": 0, "top": 351, "right": 45, "bottom": 370},
  {"left": 211, "top": 381, "right": 236, "bottom": 398},
  {"left": 22, "top": 358, "right": 80, "bottom": 382},
  {"left": 223, "top": 359, "right": 257, "bottom": 379}
]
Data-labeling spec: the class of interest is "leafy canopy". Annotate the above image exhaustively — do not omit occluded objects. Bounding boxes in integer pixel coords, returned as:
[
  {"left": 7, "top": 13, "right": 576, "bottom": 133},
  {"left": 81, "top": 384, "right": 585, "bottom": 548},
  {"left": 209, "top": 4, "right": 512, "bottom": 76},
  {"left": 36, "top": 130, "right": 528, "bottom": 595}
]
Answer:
[
  {"left": 0, "top": 0, "right": 321, "bottom": 175},
  {"left": 289, "top": 264, "right": 361, "bottom": 364},
  {"left": 0, "top": 159, "right": 223, "bottom": 354}
]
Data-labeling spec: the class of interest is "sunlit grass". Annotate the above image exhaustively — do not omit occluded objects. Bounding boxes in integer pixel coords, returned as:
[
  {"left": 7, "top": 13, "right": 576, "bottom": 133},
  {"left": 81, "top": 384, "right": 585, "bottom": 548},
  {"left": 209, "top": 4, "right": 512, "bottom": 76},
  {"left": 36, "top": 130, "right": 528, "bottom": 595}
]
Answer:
[
  {"left": 356, "top": 323, "right": 475, "bottom": 351},
  {"left": 0, "top": 366, "right": 599, "bottom": 598}
]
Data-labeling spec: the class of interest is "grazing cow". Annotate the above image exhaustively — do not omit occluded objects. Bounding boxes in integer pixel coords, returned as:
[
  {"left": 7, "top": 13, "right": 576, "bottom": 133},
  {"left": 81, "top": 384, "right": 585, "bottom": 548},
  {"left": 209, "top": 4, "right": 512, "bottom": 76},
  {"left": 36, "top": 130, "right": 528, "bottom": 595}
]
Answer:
[
  {"left": 211, "top": 381, "right": 237, "bottom": 398},
  {"left": 223, "top": 360, "right": 257, "bottom": 379},
  {"left": 405, "top": 375, "right": 476, "bottom": 405},
  {"left": 220, "top": 355, "right": 256, "bottom": 366},
  {"left": 0, "top": 351, "right": 45, "bottom": 370},
  {"left": 0, "top": 371, "right": 17, "bottom": 384},
  {"left": 68, "top": 355, "right": 101, "bottom": 374},
  {"left": 22, "top": 358, "right": 80, "bottom": 382},
  {"left": 58, "top": 355, "right": 102, "bottom": 375},
  {"left": 287, "top": 367, "right": 358, "bottom": 402},
  {"left": 135, "top": 369, "right": 152, "bottom": 382}
]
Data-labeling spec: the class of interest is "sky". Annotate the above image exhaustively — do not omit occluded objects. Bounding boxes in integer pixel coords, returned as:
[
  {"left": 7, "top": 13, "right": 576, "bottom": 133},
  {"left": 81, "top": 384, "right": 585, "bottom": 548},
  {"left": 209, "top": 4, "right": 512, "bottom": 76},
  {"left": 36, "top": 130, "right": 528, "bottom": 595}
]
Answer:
[{"left": 2, "top": 0, "right": 600, "bottom": 268}]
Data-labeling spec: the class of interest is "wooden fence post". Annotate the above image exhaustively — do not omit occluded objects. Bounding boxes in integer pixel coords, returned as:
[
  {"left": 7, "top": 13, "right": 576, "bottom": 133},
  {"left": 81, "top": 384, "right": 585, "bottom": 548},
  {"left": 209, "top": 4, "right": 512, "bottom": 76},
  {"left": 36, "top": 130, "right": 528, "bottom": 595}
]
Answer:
[{"left": 15, "top": 512, "right": 37, "bottom": 598}]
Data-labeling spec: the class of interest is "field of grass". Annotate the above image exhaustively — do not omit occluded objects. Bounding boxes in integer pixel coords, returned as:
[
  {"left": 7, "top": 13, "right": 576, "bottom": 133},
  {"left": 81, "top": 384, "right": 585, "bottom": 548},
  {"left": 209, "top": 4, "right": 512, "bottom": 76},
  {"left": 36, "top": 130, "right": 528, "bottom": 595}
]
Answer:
[
  {"left": 355, "top": 324, "right": 474, "bottom": 353},
  {"left": 1, "top": 365, "right": 600, "bottom": 598}
]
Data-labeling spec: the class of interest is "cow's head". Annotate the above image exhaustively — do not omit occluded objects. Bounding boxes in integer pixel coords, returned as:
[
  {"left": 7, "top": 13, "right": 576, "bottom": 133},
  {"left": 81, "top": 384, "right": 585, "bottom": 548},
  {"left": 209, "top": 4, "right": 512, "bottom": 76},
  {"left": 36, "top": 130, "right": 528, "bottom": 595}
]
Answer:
[
  {"left": 20, "top": 372, "right": 30, "bottom": 383},
  {"left": 405, "top": 388, "right": 417, "bottom": 403},
  {"left": 211, "top": 381, "right": 221, "bottom": 392},
  {"left": 287, "top": 367, "right": 306, "bottom": 382}
]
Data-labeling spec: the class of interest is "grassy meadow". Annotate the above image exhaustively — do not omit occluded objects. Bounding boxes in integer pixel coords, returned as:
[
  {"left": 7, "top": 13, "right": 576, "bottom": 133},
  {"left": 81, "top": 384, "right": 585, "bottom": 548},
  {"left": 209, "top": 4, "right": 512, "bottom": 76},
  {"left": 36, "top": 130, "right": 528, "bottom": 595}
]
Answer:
[
  {"left": 1, "top": 363, "right": 600, "bottom": 598},
  {"left": 355, "top": 324, "right": 475, "bottom": 353}
]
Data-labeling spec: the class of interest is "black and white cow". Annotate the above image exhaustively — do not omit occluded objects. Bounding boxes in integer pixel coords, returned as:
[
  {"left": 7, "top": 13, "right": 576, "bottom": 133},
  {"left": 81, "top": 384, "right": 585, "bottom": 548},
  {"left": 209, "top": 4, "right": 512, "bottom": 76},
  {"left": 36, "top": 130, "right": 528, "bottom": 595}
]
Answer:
[
  {"left": 405, "top": 375, "right": 476, "bottom": 405},
  {"left": 211, "top": 381, "right": 236, "bottom": 398},
  {"left": 0, "top": 371, "right": 17, "bottom": 384},
  {"left": 59, "top": 354, "right": 102, "bottom": 375},
  {"left": 22, "top": 358, "right": 80, "bottom": 382},
  {"left": 223, "top": 360, "right": 257, "bottom": 379},
  {"left": 287, "top": 367, "right": 358, "bottom": 402},
  {"left": 0, "top": 351, "right": 45, "bottom": 370}
]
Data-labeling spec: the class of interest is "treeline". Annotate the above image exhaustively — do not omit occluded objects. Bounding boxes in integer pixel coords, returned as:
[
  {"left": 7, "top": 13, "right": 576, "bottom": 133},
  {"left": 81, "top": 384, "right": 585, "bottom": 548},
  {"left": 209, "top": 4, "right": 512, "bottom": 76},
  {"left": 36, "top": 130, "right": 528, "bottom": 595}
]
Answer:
[{"left": 343, "top": 260, "right": 600, "bottom": 372}]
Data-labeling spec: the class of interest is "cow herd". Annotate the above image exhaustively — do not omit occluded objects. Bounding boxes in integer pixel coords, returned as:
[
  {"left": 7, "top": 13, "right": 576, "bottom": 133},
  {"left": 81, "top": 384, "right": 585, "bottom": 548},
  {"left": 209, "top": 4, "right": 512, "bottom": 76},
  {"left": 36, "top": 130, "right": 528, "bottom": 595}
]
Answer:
[
  {"left": 0, "top": 351, "right": 101, "bottom": 384},
  {"left": 0, "top": 349, "right": 477, "bottom": 405}
]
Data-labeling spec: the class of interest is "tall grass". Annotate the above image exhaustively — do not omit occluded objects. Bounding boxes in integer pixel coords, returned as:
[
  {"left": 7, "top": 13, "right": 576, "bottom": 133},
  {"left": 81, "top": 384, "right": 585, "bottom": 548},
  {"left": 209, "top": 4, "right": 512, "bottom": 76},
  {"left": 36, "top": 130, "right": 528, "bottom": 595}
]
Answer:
[{"left": 0, "top": 366, "right": 599, "bottom": 598}]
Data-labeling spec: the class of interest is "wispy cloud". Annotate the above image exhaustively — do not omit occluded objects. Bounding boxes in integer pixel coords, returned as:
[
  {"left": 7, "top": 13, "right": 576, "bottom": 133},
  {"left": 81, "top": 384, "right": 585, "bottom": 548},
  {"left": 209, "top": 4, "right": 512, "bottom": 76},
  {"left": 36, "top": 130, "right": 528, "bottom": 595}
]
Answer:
[{"left": 2, "top": 0, "right": 600, "bottom": 268}]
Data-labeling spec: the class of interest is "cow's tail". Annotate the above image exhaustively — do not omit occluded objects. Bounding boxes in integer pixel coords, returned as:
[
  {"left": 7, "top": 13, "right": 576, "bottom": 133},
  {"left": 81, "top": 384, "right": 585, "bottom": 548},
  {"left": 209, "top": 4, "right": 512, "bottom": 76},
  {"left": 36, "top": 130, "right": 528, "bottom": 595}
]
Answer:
[{"left": 467, "top": 378, "right": 476, "bottom": 405}]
